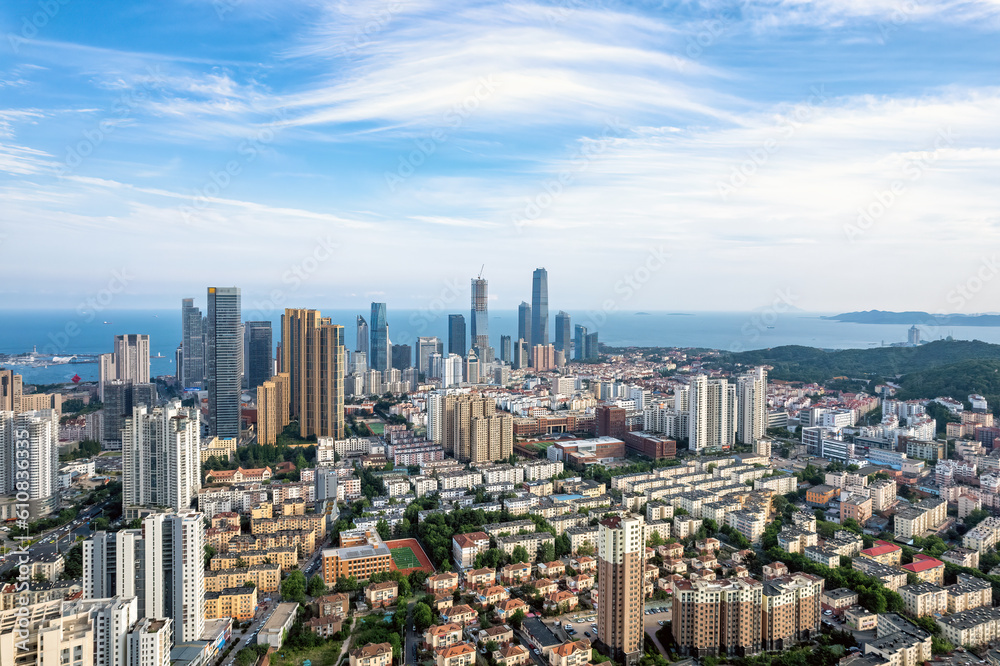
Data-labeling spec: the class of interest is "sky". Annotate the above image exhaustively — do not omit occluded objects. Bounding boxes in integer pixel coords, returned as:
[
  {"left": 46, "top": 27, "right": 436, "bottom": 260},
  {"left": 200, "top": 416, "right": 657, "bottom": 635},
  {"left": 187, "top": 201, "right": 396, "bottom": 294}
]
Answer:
[{"left": 0, "top": 0, "right": 998, "bottom": 315}]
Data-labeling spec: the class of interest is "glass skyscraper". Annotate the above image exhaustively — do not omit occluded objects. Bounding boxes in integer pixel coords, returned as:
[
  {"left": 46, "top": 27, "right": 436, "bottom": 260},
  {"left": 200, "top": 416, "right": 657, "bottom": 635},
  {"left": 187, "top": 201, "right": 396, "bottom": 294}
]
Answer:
[
  {"left": 555, "top": 310, "right": 571, "bottom": 353},
  {"left": 517, "top": 301, "right": 531, "bottom": 349},
  {"left": 207, "top": 286, "right": 242, "bottom": 439},
  {"left": 243, "top": 321, "right": 272, "bottom": 391},
  {"left": 370, "top": 302, "right": 389, "bottom": 372},
  {"left": 448, "top": 314, "right": 466, "bottom": 357},
  {"left": 181, "top": 298, "right": 204, "bottom": 388},
  {"left": 470, "top": 277, "right": 489, "bottom": 351},
  {"left": 356, "top": 315, "right": 368, "bottom": 353},
  {"left": 531, "top": 267, "right": 548, "bottom": 348}
]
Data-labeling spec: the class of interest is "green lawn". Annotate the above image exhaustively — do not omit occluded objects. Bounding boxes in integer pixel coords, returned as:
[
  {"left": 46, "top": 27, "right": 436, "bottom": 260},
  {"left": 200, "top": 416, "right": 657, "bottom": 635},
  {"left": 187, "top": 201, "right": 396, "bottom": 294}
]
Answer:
[
  {"left": 267, "top": 641, "right": 343, "bottom": 666},
  {"left": 390, "top": 547, "right": 420, "bottom": 569}
]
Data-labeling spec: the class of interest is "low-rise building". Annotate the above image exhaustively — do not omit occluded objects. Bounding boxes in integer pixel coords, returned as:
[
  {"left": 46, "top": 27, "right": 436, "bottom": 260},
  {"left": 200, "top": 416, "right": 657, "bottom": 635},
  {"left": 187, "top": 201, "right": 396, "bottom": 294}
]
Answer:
[
  {"left": 821, "top": 588, "right": 859, "bottom": 611},
  {"left": 937, "top": 607, "right": 1000, "bottom": 648},
  {"left": 901, "top": 554, "right": 945, "bottom": 586},
  {"left": 899, "top": 582, "right": 947, "bottom": 618},
  {"left": 350, "top": 642, "right": 393, "bottom": 666},
  {"left": 366, "top": 581, "right": 398, "bottom": 608},
  {"left": 845, "top": 606, "right": 878, "bottom": 631},
  {"left": 424, "top": 623, "right": 464, "bottom": 650},
  {"left": 859, "top": 540, "right": 902, "bottom": 566}
]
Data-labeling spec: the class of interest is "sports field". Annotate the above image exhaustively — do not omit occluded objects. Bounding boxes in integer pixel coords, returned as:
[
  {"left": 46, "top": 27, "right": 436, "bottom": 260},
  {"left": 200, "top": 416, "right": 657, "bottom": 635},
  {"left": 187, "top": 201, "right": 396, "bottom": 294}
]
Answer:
[{"left": 390, "top": 547, "right": 421, "bottom": 570}]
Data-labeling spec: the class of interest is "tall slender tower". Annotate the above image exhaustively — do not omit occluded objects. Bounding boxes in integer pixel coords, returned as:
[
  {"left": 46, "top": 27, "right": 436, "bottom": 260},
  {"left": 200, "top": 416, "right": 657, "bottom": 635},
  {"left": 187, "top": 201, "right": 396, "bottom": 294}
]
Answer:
[
  {"left": 471, "top": 277, "right": 489, "bottom": 351},
  {"left": 554, "top": 311, "right": 571, "bottom": 353},
  {"left": 517, "top": 302, "right": 532, "bottom": 351},
  {"left": 574, "top": 324, "right": 588, "bottom": 361},
  {"left": 181, "top": 299, "right": 204, "bottom": 388},
  {"left": 142, "top": 511, "right": 205, "bottom": 645},
  {"left": 448, "top": 315, "right": 466, "bottom": 358},
  {"left": 243, "top": 321, "right": 273, "bottom": 391},
  {"left": 206, "top": 287, "right": 242, "bottom": 439},
  {"left": 114, "top": 334, "right": 151, "bottom": 385},
  {"left": 531, "top": 268, "right": 548, "bottom": 349},
  {"left": 281, "top": 309, "right": 345, "bottom": 439},
  {"left": 737, "top": 366, "right": 768, "bottom": 447},
  {"left": 356, "top": 315, "right": 369, "bottom": 353},
  {"left": 597, "top": 515, "right": 645, "bottom": 666},
  {"left": 370, "top": 303, "right": 389, "bottom": 372}
]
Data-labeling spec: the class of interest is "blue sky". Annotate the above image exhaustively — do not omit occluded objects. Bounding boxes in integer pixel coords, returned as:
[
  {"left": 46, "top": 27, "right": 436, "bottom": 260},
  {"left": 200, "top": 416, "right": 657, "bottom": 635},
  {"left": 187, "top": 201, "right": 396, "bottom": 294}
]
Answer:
[{"left": 0, "top": 0, "right": 998, "bottom": 315}]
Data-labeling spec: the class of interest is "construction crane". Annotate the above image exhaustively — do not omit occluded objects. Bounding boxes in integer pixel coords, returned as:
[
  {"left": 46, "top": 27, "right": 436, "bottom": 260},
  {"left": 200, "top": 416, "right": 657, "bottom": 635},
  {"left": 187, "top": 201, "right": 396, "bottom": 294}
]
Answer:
[{"left": 478, "top": 264, "right": 485, "bottom": 279}]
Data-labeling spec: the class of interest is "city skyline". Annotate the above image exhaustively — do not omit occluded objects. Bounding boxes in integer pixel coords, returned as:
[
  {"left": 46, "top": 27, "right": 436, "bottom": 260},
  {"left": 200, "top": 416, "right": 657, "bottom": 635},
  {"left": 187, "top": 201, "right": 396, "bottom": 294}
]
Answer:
[{"left": 1, "top": 2, "right": 997, "bottom": 312}]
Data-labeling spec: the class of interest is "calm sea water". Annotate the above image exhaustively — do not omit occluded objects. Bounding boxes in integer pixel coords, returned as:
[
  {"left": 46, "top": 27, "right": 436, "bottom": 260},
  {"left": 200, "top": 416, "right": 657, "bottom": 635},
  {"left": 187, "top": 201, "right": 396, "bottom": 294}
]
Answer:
[{"left": 1, "top": 308, "right": 998, "bottom": 384}]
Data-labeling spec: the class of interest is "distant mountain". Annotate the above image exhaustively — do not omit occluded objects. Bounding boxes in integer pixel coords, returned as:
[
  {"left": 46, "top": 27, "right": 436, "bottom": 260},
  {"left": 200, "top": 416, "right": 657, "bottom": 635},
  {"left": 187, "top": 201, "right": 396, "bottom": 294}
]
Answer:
[{"left": 823, "top": 310, "right": 1000, "bottom": 326}]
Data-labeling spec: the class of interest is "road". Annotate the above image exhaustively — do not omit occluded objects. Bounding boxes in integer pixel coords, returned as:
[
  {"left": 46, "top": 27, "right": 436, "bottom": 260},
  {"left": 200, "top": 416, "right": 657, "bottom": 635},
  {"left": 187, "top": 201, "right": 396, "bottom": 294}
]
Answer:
[
  {"left": 404, "top": 599, "right": 418, "bottom": 664},
  {"left": 0, "top": 498, "right": 111, "bottom": 577},
  {"left": 217, "top": 602, "right": 278, "bottom": 666}
]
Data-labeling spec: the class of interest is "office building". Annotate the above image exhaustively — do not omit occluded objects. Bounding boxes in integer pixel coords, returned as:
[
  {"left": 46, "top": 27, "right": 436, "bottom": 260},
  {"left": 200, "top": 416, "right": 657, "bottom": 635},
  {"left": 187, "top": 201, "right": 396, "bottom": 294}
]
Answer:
[
  {"left": 465, "top": 351, "right": 480, "bottom": 385},
  {"left": 531, "top": 268, "right": 548, "bottom": 349},
  {"left": 257, "top": 372, "right": 292, "bottom": 445},
  {"left": 597, "top": 515, "right": 644, "bottom": 666},
  {"left": 356, "top": 315, "right": 369, "bottom": 353},
  {"left": 574, "top": 325, "right": 588, "bottom": 361},
  {"left": 392, "top": 344, "right": 412, "bottom": 371},
  {"left": 737, "top": 367, "right": 768, "bottom": 447},
  {"left": 102, "top": 380, "right": 158, "bottom": 449},
  {"left": 0, "top": 410, "right": 59, "bottom": 516},
  {"left": 122, "top": 400, "right": 201, "bottom": 520},
  {"left": 688, "top": 374, "right": 737, "bottom": 453},
  {"left": 518, "top": 302, "right": 532, "bottom": 351},
  {"left": 471, "top": 277, "right": 489, "bottom": 351},
  {"left": 448, "top": 314, "right": 466, "bottom": 358},
  {"left": 440, "top": 393, "right": 513, "bottom": 463},
  {"left": 243, "top": 321, "right": 273, "bottom": 391},
  {"left": 180, "top": 298, "right": 205, "bottom": 388},
  {"left": 206, "top": 287, "right": 243, "bottom": 439},
  {"left": 585, "top": 332, "right": 599, "bottom": 360},
  {"left": 417, "top": 337, "right": 444, "bottom": 376},
  {"left": 370, "top": 303, "right": 389, "bottom": 372},
  {"left": 513, "top": 340, "right": 528, "bottom": 370},
  {"left": 499, "top": 335, "right": 512, "bottom": 363},
  {"left": 280, "top": 309, "right": 345, "bottom": 440},
  {"left": 554, "top": 311, "right": 571, "bottom": 354}
]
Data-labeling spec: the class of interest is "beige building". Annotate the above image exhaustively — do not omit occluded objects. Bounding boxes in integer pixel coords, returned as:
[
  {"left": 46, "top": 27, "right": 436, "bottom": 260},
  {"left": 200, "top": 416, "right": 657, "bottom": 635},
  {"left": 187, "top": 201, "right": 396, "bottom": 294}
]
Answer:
[
  {"left": 864, "top": 614, "right": 933, "bottom": 666},
  {"left": 672, "top": 577, "right": 763, "bottom": 658},
  {"left": 256, "top": 373, "right": 291, "bottom": 445},
  {"left": 945, "top": 575, "right": 992, "bottom": 614},
  {"left": 424, "top": 623, "right": 464, "bottom": 650},
  {"left": 761, "top": 573, "right": 823, "bottom": 651},
  {"left": 899, "top": 582, "right": 947, "bottom": 617},
  {"left": 496, "top": 532, "right": 555, "bottom": 561},
  {"left": 441, "top": 393, "right": 513, "bottom": 463},
  {"left": 281, "top": 309, "right": 345, "bottom": 440},
  {"left": 436, "top": 642, "right": 476, "bottom": 666},
  {"left": 598, "top": 515, "right": 645, "bottom": 664},
  {"left": 893, "top": 498, "right": 946, "bottom": 540},
  {"left": 548, "top": 640, "right": 591, "bottom": 666},
  {"left": 936, "top": 607, "right": 1000, "bottom": 648},
  {"left": 350, "top": 642, "right": 393, "bottom": 666}
]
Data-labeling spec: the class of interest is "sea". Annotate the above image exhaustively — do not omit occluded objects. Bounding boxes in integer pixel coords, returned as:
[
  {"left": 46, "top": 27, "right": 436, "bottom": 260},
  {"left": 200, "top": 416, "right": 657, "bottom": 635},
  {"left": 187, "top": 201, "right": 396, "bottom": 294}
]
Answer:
[{"left": 2, "top": 308, "right": 1000, "bottom": 385}]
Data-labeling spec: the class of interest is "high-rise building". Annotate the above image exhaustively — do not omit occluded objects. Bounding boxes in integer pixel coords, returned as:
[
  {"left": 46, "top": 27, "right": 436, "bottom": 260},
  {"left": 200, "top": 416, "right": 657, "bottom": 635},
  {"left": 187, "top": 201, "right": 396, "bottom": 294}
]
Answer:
[
  {"left": 0, "top": 368, "right": 22, "bottom": 412},
  {"left": 737, "top": 367, "right": 768, "bottom": 447},
  {"left": 585, "top": 332, "right": 600, "bottom": 360},
  {"left": 513, "top": 340, "right": 528, "bottom": 370},
  {"left": 531, "top": 268, "right": 549, "bottom": 350},
  {"left": 114, "top": 334, "right": 151, "bottom": 385},
  {"left": 0, "top": 410, "right": 59, "bottom": 516},
  {"left": 517, "top": 302, "right": 532, "bottom": 351},
  {"left": 280, "top": 309, "right": 345, "bottom": 440},
  {"left": 574, "top": 325, "right": 588, "bottom": 361},
  {"left": 442, "top": 354, "right": 463, "bottom": 388},
  {"left": 687, "top": 374, "right": 737, "bottom": 453},
  {"left": 597, "top": 515, "right": 645, "bottom": 666},
  {"left": 761, "top": 573, "right": 822, "bottom": 651},
  {"left": 448, "top": 314, "right": 466, "bottom": 358},
  {"left": 597, "top": 405, "right": 627, "bottom": 440},
  {"left": 83, "top": 529, "right": 143, "bottom": 602},
  {"left": 102, "top": 380, "right": 157, "bottom": 449},
  {"left": 356, "top": 315, "right": 369, "bottom": 353},
  {"left": 257, "top": 372, "right": 291, "bottom": 445},
  {"left": 471, "top": 277, "right": 489, "bottom": 351},
  {"left": 141, "top": 511, "right": 206, "bottom": 645},
  {"left": 243, "top": 321, "right": 273, "bottom": 391},
  {"left": 130, "top": 617, "right": 173, "bottom": 666},
  {"left": 554, "top": 311, "right": 571, "bottom": 353},
  {"left": 532, "top": 344, "right": 556, "bottom": 371},
  {"left": 440, "top": 392, "right": 512, "bottom": 463},
  {"left": 465, "top": 351, "right": 480, "bottom": 384},
  {"left": 417, "top": 337, "right": 443, "bottom": 376},
  {"left": 122, "top": 400, "right": 201, "bottom": 520},
  {"left": 499, "top": 335, "right": 512, "bottom": 364},
  {"left": 206, "top": 287, "right": 243, "bottom": 440},
  {"left": 672, "top": 577, "right": 764, "bottom": 658},
  {"left": 370, "top": 303, "right": 389, "bottom": 372},
  {"left": 391, "top": 344, "right": 412, "bottom": 371}
]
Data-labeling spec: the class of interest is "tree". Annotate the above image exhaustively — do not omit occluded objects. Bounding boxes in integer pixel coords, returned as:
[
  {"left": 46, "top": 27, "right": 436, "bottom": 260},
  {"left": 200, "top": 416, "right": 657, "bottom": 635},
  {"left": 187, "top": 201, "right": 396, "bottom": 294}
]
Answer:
[
  {"left": 281, "top": 570, "right": 307, "bottom": 603},
  {"left": 204, "top": 544, "right": 217, "bottom": 568},
  {"left": 335, "top": 576, "right": 358, "bottom": 593},
  {"left": 307, "top": 574, "right": 326, "bottom": 597},
  {"left": 509, "top": 609, "right": 526, "bottom": 630},
  {"left": 540, "top": 541, "right": 556, "bottom": 563},
  {"left": 511, "top": 546, "right": 530, "bottom": 564},
  {"left": 414, "top": 602, "right": 434, "bottom": 631},
  {"left": 376, "top": 519, "right": 391, "bottom": 541}
]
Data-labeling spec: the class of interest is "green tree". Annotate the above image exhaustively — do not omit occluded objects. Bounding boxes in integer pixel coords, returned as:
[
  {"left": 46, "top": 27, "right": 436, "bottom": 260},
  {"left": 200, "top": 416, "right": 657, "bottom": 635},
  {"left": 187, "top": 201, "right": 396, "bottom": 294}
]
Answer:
[
  {"left": 540, "top": 541, "right": 556, "bottom": 563},
  {"left": 511, "top": 546, "right": 530, "bottom": 564},
  {"left": 307, "top": 574, "right": 326, "bottom": 597},
  {"left": 281, "top": 570, "right": 307, "bottom": 603},
  {"left": 509, "top": 609, "right": 526, "bottom": 630},
  {"left": 414, "top": 602, "right": 434, "bottom": 631}
]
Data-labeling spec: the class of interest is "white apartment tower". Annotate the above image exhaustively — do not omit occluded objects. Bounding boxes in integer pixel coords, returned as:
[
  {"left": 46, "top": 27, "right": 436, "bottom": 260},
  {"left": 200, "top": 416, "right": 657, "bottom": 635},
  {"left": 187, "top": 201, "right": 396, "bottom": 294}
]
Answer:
[
  {"left": 737, "top": 366, "right": 768, "bottom": 447},
  {"left": 122, "top": 400, "right": 201, "bottom": 520},
  {"left": 687, "top": 375, "right": 737, "bottom": 453},
  {"left": 0, "top": 410, "right": 60, "bottom": 516},
  {"left": 142, "top": 512, "right": 205, "bottom": 645}
]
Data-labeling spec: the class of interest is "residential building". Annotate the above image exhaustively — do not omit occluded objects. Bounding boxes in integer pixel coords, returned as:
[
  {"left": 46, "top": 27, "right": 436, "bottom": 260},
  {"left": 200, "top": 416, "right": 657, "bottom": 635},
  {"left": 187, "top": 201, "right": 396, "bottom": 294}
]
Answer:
[
  {"left": 672, "top": 577, "right": 763, "bottom": 658},
  {"left": 761, "top": 573, "right": 823, "bottom": 651},
  {"left": 597, "top": 515, "right": 644, "bottom": 665},
  {"left": 900, "top": 582, "right": 947, "bottom": 617},
  {"left": 350, "top": 643, "right": 393, "bottom": 666},
  {"left": 280, "top": 308, "right": 346, "bottom": 440}
]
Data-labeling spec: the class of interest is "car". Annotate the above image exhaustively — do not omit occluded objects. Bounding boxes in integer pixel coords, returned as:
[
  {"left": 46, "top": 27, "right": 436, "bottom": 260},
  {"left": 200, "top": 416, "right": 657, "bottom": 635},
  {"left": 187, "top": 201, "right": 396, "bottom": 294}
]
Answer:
[
  {"left": 564, "top": 625, "right": 572, "bottom": 630},
  {"left": 533, "top": 649, "right": 540, "bottom": 655},
  {"left": 658, "top": 621, "right": 666, "bottom": 626},
  {"left": 584, "top": 632, "right": 591, "bottom": 637}
]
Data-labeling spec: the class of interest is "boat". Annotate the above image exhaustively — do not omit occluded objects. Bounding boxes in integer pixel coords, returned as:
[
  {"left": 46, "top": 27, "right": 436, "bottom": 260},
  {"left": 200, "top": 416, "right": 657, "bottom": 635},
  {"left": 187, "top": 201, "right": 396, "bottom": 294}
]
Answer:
[{"left": 103, "top": 321, "right": 113, "bottom": 325}]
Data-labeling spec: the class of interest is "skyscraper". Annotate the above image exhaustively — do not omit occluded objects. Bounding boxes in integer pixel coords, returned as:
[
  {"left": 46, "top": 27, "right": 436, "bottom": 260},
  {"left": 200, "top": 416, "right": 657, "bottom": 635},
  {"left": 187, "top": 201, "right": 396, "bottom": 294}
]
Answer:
[
  {"left": 392, "top": 344, "right": 412, "bottom": 370},
  {"left": 471, "top": 277, "right": 489, "bottom": 351},
  {"left": 114, "top": 334, "right": 151, "bottom": 385},
  {"left": 597, "top": 514, "right": 645, "bottom": 666},
  {"left": 356, "top": 315, "right": 369, "bottom": 353},
  {"left": 122, "top": 400, "right": 201, "bottom": 520},
  {"left": 370, "top": 302, "right": 389, "bottom": 372},
  {"left": 281, "top": 309, "right": 345, "bottom": 440},
  {"left": 417, "top": 336, "right": 443, "bottom": 376},
  {"left": 84, "top": 529, "right": 143, "bottom": 601},
  {"left": 141, "top": 511, "right": 206, "bottom": 645},
  {"left": 102, "top": 380, "right": 157, "bottom": 449},
  {"left": 0, "top": 410, "right": 59, "bottom": 516},
  {"left": 243, "top": 321, "right": 273, "bottom": 391},
  {"left": 585, "top": 331, "right": 600, "bottom": 360},
  {"left": 0, "top": 368, "right": 22, "bottom": 412},
  {"left": 442, "top": 353, "right": 463, "bottom": 388},
  {"left": 517, "top": 301, "right": 532, "bottom": 351},
  {"left": 554, "top": 311, "right": 571, "bottom": 353},
  {"left": 206, "top": 287, "right": 242, "bottom": 439},
  {"left": 499, "top": 335, "right": 512, "bottom": 363},
  {"left": 737, "top": 366, "right": 768, "bottom": 447},
  {"left": 687, "top": 374, "right": 737, "bottom": 453},
  {"left": 448, "top": 314, "right": 466, "bottom": 358},
  {"left": 531, "top": 268, "right": 548, "bottom": 349},
  {"left": 257, "top": 372, "right": 291, "bottom": 445},
  {"left": 574, "top": 325, "right": 588, "bottom": 361}
]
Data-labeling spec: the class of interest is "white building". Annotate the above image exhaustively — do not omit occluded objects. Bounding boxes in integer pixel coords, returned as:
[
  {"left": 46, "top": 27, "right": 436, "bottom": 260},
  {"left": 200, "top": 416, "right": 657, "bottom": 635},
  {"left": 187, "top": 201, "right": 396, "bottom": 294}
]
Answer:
[
  {"left": 736, "top": 367, "right": 767, "bottom": 447},
  {"left": 687, "top": 375, "right": 737, "bottom": 452},
  {"left": 0, "top": 409, "right": 60, "bottom": 516}
]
